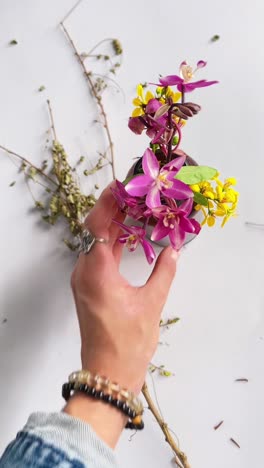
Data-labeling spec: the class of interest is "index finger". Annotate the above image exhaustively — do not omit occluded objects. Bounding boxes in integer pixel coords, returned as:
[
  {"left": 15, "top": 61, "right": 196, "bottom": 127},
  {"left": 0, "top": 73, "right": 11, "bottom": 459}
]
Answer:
[
  {"left": 84, "top": 182, "right": 126, "bottom": 246},
  {"left": 84, "top": 183, "right": 118, "bottom": 239}
]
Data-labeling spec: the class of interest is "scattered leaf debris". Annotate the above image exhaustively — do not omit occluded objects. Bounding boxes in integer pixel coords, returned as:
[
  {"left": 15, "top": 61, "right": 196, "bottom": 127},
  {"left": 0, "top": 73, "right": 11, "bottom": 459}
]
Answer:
[
  {"left": 38, "top": 85, "right": 46, "bottom": 92},
  {"left": 210, "top": 35, "right": 220, "bottom": 43},
  {"left": 230, "top": 438, "right": 240, "bottom": 449},
  {"left": 214, "top": 420, "right": 224, "bottom": 430},
  {"left": 9, "top": 181, "right": 16, "bottom": 187},
  {"left": 9, "top": 39, "right": 18, "bottom": 46}
]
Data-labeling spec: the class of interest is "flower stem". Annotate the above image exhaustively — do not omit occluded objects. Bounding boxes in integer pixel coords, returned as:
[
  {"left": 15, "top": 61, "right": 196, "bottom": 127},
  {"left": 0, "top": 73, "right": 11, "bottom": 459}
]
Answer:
[
  {"left": 167, "top": 107, "right": 173, "bottom": 163},
  {"left": 142, "top": 382, "right": 191, "bottom": 468}
]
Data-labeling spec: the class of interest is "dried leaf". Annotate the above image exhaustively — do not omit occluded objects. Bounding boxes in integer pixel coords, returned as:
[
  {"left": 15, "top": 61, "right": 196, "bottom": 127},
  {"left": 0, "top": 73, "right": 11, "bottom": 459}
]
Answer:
[
  {"left": 35, "top": 201, "right": 44, "bottom": 210},
  {"left": 38, "top": 85, "right": 45, "bottom": 92},
  {"left": 9, "top": 39, "right": 18, "bottom": 45},
  {"left": 28, "top": 167, "right": 37, "bottom": 180},
  {"left": 9, "top": 181, "right": 16, "bottom": 187},
  {"left": 112, "top": 39, "right": 123, "bottom": 55},
  {"left": 211, "top": 35, "right": 220, "bottom": 42}
]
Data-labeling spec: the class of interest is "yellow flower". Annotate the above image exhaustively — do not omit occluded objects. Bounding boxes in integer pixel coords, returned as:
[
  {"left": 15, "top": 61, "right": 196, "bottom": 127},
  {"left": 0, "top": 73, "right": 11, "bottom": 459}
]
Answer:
[
  {"left": 224, "top": 177, "right": 237, "bottom": 187},
  {"left": 132, "top": 84, "right": 154, "bottom": 117},
  {"left": 207, "top": 215, "right": 215, "bottom": 227},
  {"left": 156, "top": 86, "right": 181, "bottom": 104},
  {"left": 198, "top": 181, "right": 216, "bottom": 200},
  {"left": 194, "top": 175, "right": 239, "bottom": 229},
  {"left": 190, "top": 184, "right": 200, "bottom": 193},
  {"left": 221, "top": 205, "right": 238, "bottom": 227}
]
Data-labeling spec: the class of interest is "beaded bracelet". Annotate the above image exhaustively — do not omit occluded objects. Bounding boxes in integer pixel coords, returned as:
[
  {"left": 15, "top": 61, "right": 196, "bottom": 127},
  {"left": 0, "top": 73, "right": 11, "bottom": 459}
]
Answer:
[{"left": 62, "top": 370, "right": 144, "bottom": 431}]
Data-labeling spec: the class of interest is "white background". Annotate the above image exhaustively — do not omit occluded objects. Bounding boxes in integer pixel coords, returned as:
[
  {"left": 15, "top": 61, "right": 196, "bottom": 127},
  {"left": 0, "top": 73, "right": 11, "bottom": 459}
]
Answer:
[{"left": 0, "top": 1, "right": 264, "bottom": 467}]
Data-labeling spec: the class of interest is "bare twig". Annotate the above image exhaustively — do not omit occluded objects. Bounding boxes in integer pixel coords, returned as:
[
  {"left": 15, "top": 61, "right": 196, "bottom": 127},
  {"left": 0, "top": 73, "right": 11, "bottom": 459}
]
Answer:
[
  {"left": 230, "top": 438, "right": 240, "bottom": 449},
  {"left": 214, "top": 420, "right": 224, "bottom": 430},
  {"left": 60, "top": 0, "right": 83, "bottom": 24},
  {"left": 245, "top": 222, "right": 264, "bottom": 228},
  {"left": 60, "top": 15, "right": 116, "bottom": 179},
  {"left": 142, "top": 382, "right": 190, "bottom": 468},
  {"left": 47, "top": 99, "right": 57, "bottom": 141}
]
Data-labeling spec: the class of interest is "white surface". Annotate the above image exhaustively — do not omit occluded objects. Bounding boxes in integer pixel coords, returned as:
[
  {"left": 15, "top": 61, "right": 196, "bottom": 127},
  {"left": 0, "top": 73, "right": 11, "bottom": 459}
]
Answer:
[{"left": 0, "top": 1, "right": 264, "bottom": 467}]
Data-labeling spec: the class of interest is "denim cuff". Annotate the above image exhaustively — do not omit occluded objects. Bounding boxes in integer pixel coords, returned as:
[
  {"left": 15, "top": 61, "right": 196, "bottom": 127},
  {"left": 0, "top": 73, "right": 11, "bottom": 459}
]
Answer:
[{"left": 23, "top": 412, "right": 118, "bottom": 468}]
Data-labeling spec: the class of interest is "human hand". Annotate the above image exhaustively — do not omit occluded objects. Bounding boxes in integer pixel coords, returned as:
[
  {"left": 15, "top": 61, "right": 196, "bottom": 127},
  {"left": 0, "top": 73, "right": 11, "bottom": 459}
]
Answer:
[{"left": 71, "top": 183, "right": 178, "bottom": 395}]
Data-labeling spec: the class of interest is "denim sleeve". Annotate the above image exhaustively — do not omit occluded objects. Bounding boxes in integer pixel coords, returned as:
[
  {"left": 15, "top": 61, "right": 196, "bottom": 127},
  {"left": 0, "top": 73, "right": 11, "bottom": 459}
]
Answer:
[{"left": 0, "top": 412, "right": 118, "bottom": 468}]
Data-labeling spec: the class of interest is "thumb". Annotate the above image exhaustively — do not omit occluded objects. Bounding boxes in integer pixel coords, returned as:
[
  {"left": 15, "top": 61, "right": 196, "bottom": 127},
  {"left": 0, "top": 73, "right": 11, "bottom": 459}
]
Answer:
[{"left": 145, "top": 246, "right": 178, "bottom": 302}]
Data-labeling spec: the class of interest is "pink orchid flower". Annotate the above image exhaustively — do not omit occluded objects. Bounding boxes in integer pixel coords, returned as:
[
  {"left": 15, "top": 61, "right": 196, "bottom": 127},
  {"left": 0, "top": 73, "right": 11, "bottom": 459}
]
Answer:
[
  {"left": 150, "top": 199, "right": 201, "bottom": 250},
  {"left": 111, "top": 180, "right": 146, "bottom": 220},
  {"left": 113, "top": 220, "right": 155, "bottom": 264},
  {"left": 111, "top": 180, "right": 138, "bottom": 210},
  {"left": 159, "top": 60, "right": 218, "bottom": 93},
  {"left": 125, "top": 148, "right": 193, "bottom": 208}
]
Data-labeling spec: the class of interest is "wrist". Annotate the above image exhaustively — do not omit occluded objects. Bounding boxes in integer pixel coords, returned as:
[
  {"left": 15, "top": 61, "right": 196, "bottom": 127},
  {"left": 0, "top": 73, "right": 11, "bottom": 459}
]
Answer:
[
  {"left": 81, "top": 355, "right": 145, "bottom": 395},
  {"left": 63, "top": 393, "right": 126, "bottom": 448}
]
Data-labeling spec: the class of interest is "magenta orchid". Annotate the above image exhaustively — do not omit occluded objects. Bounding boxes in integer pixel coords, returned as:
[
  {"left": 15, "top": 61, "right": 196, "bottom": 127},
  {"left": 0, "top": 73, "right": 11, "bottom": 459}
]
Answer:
[
  {"left": 149, "top": 199, "right": 201, "bottom": 250},
  {"left": 159, "top": 60, "right": 218, "bottom": 93},
  {"left": 111, "top": 180, "right": 146, "bottom": 220},
  {"left": 125, "top": 148, "right": 193, "bottom": 208},
  {"left": 113, "top": 220, "right": 155, "bottom": 264}
]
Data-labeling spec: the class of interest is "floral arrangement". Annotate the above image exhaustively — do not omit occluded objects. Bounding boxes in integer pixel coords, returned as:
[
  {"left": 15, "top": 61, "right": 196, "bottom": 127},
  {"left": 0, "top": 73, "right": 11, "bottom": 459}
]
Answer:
[
  {"left": 1, "top": 4, "right": 239, "bottom": 464},
  {"left": 112, "top": 61, "right": 239, "bottom": 263}
]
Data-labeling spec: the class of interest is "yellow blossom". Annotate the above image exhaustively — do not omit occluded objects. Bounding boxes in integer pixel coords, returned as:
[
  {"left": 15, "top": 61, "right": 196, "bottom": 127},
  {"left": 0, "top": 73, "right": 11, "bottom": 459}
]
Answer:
[
  {"left": 207, "top": 215, "right": 215, "bottom": 227},
  {"left": 190, "top": 184, "right": 200, "bottom": 193},
  {"left": 224, "top": 177, "right": 237, "bottom": 187},
  {"left": 156, "top": 86, "right": 181, "bottom": 104},
  {"left": 132, "top": 84, "right": 154, "bottom": 117},
  {"left": 194, "top": 176, "right": 239, "bottom": 229}
]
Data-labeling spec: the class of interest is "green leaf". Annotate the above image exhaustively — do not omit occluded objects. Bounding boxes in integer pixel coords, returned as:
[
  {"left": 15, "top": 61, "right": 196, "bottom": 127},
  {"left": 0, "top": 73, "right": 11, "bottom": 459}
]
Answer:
[
  {"left": 175, "top": 166, "right": 217, "bottom": 184},
  {"left": 9, "top": 39, "right": 18, "bottom": 45},
  {"left": 193, "top": 191, "right": 209, "bottom": 207},
  {"left": 9, "top": 181, "right": 16, "bottom": 187},
  {"left": 122, "top": 175, "right": 134, "bottom": 185},
  {"left": 38, "top": 85, "right": 45, "bottom": 92}
]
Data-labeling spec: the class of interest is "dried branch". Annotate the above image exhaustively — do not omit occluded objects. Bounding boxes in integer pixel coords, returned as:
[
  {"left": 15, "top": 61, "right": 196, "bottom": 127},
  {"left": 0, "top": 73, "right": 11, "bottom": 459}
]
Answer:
[
  {"left": 47, "top": 99, "right": 57, "bottom": 141},
  {"left": 60, "top": 15, "right": 116, "bottom": 179},
  {"left": 142, "top": 382, "right": 191, "bottom": 468},
  {"left": 0, "top": 144, "right": 58, "bottom": 187}
]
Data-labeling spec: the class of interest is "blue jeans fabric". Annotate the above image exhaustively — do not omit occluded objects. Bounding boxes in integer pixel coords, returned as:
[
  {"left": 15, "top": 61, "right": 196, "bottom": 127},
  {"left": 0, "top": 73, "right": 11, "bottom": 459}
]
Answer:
[{"left": 0, "top": 413, "right": 118, "bottom": 468}]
